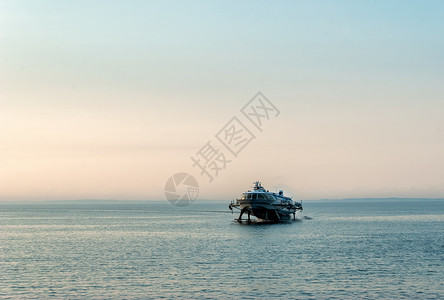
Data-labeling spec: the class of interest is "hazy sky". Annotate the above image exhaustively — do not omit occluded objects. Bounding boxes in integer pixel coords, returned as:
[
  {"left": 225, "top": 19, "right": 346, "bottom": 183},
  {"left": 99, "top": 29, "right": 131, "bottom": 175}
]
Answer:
[{"left": 1, "top": 0, "right": 443, "bottom": 201}]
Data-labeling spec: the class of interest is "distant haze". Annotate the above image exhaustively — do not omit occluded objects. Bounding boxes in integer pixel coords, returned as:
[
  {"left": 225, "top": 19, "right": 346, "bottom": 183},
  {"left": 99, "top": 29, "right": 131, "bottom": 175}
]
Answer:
[{"left": 1, "top": 1, "right": 443, "bottom": 201}]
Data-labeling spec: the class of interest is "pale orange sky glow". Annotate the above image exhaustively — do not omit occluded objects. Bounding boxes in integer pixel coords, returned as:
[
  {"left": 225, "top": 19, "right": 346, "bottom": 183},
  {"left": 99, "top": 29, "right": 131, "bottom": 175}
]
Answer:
[{"left": 1, "top": 1, "right": 443, "bottom": 201}]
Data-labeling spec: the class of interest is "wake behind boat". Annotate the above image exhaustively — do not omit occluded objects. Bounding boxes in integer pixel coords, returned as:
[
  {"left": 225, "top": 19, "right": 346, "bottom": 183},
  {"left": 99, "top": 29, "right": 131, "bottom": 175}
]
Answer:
[{"left": 229, "top": 181, "right": 303, "bottom": 222}]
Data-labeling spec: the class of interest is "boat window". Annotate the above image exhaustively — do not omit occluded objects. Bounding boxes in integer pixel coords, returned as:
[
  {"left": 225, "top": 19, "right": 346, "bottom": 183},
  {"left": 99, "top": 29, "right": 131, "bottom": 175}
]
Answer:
[
  {"left": 267, "top": 194, "right": 276, "bottom": 201},
  {"left": 257, "top": 194, "right": 267, "bottom": 200},
  {"left": 251, "top": 193, "right": 257, "bottom": 200}
]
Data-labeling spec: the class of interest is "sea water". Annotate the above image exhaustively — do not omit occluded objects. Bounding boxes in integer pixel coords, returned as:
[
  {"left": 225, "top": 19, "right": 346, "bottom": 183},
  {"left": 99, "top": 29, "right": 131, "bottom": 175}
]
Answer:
[{"left": 1, "top": 199, "right": 443, "bottom": 299}]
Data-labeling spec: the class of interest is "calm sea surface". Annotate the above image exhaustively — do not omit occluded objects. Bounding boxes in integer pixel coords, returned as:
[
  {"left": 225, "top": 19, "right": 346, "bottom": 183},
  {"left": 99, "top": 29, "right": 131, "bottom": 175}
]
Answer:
[{"left": 1, "top": 199, "right": 443, "bottom": 299}]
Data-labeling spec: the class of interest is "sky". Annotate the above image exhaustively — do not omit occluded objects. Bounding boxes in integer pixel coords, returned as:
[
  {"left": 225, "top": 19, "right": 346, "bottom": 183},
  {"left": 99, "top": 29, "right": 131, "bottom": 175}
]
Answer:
[{"left": 1, "top": 0, "right": 443, "bottom": 201}]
